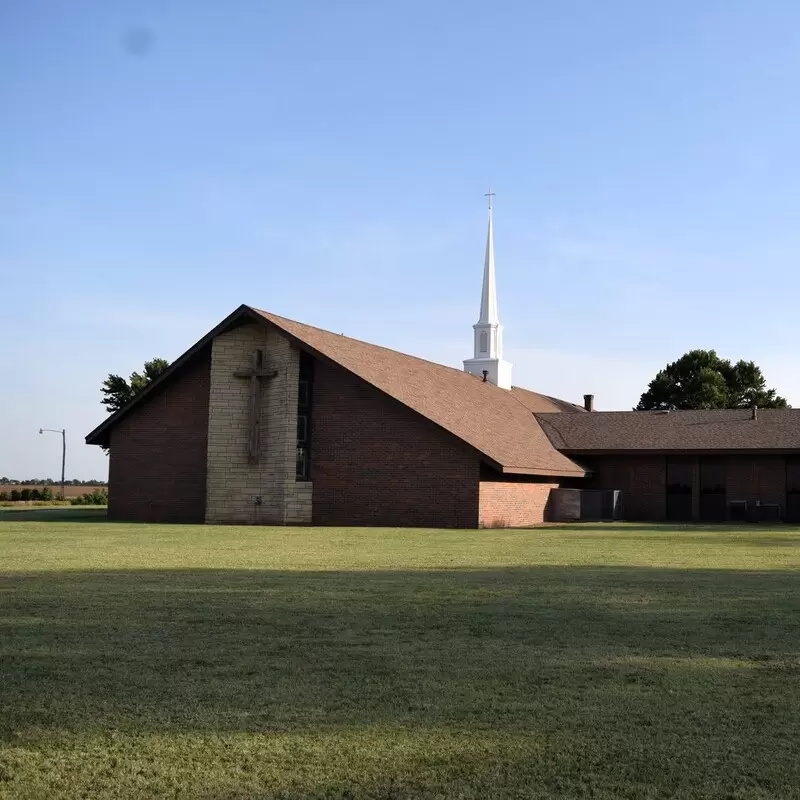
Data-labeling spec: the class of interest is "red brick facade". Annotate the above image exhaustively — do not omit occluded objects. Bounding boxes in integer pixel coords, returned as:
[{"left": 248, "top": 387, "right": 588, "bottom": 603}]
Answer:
[
  {"left": 310, "top": 359, "right": 481, "bottom": 527},
  {"left": 726, "top": 456, "right": 787, "bottom": 509},
  {"left": 108, "top": 351, "right": 210, "bottom": 523},
  {"left": 478, "top": 481, "right": 560, "bottom": 528},
  {"left": 581, "top": 454, "right": 790, "bottom": 521},
  {"left": 581, "top": 456, "right": 667, "bottom": 520},
  {"left": 100, "top": 331, "right": 797, "bottom": 528}
]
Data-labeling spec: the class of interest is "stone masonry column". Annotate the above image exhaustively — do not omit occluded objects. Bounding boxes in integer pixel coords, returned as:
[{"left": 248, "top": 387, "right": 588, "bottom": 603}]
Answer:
[{"left": 205, "top": 323, "right": 311, "bottom": 524}]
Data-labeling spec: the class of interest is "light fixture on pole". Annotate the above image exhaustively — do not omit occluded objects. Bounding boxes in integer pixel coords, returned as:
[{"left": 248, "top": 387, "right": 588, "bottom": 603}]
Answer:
[{"left": 39, "top": 428, "right": 66, "bottom": 499}]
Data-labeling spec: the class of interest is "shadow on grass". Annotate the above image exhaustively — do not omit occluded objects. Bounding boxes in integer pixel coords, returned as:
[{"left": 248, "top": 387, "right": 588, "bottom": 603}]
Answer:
[
  {"left": 2, "top": 565, "right": 799, "bottom": 738},
  {"left": 546, "top": 522, "right": 800, "bottom": 534},
  {"left": 0, "top": 506, "right": 108, "bottom": 523},
  {"left": 3, "top": 565, "right": 800, "bottom": 797}
]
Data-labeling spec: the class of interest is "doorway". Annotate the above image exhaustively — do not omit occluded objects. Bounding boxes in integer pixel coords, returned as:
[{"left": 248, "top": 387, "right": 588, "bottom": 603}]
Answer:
[
  {"left": 666, "top": 458, "right": 693, "bottom": 521},
  {"left": 699, "top": 460, "right": 727, "bottom": 521},
  {"left": 786, "top": 458, "right": 800, "bottom": 522}
]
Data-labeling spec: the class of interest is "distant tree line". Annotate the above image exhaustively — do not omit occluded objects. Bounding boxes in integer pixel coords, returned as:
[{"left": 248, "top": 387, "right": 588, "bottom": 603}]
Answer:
[
  {"left": 0, "top": 478, "right": 107, "bottom": 486},
  {"left": 0, "top": 487, "right": 108, "bottom": 505},
  {"left": 0, "top": 487, "right": 57, "bottom": 502},
  {"left": 69, "top": 488, "right": 109, "bottom": 506}
]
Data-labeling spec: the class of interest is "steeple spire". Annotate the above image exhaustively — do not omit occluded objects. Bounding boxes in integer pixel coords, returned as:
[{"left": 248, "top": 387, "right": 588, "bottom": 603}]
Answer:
[
  {"left": 463, "top": 189, "right": 513, "bottom": 389},
  {"left": 478, "top": 191, "right": 499, "bottom": 325}
]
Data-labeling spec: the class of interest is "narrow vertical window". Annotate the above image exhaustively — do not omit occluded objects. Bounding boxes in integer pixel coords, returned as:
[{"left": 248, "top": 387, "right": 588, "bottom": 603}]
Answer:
[
  {"left": 480, "top": 331, "right": 488, "bottom": 353},
  {"left": 296, "top": 353, "right": 313, "bottom": 481},
  {"left": 786, "top": 458, "right": 800, "bottom": 521},
  {"left": 666, "top": 457, "right": 692, "bottom": 521},
  {"left": 699, "top": 460, "right": 727, "bottom": 521}
]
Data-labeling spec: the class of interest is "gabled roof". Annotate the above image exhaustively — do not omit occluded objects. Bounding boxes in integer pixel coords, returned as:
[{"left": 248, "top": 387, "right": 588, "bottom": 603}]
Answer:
[
  {"left": 86, "top": 304, "right": 587, "bottom": 476},
  {"left": 536, "top": 408, "right": 800, "bottom": 453},
  {"left": 252, "top": 309, "right": 585, "bottom": 476}
]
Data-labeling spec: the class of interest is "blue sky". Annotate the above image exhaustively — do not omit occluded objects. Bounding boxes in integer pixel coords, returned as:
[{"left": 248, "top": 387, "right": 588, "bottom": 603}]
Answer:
[{"left": 3, "top": 0, "right": 800, "bottom": 479}]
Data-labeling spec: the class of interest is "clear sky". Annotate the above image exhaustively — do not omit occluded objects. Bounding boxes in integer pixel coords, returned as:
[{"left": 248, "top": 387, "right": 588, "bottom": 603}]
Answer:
[{"left": 3, "top": 0, "right": 800, "bottom": 480}]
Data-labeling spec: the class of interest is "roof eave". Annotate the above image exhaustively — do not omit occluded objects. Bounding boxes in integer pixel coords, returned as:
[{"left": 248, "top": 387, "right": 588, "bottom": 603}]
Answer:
[
  {"left": 85, "top": 304, "right": 264, "bottom": 446},
  {"left": 560, "top": 448, "right": 800, "bottom": 455},
  {"left": 500, "top": 464, "right": 587, "bottom": 478}
]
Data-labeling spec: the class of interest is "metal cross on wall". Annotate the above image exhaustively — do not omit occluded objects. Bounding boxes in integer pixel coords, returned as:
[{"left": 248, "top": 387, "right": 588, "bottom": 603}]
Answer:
[{"left": 233, "top": 349, "right": 277, "bottom": 464}]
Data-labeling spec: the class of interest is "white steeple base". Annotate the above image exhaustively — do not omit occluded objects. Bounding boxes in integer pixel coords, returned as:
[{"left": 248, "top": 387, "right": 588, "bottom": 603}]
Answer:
[{"left": 463, "top": 357, "right": 513, "bottom": 390}]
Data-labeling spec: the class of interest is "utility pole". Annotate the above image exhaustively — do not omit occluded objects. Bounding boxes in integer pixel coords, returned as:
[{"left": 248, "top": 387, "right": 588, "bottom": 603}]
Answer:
[{"left": 39, "top": 428, "right": 66, "bottom": 499}]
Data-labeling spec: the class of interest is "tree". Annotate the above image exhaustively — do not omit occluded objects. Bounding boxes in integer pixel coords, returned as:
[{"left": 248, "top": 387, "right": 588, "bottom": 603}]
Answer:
[
  {"left": 636, "top": 349, "right": 788, "bottom": 411},
  {"left": 101, "top": 358, "right": 170, "bottom": 414}
]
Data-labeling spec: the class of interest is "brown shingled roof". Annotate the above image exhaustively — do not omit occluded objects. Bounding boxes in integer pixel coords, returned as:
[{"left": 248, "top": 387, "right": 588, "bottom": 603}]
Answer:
[
  {"left": 253, "top": 308, "right": 585, "bottom": 476},
  {"left": 511, "top": 385, "right": 587, "bottom": 414},
  {"left": 536, "top": 408, "right": 800, "bottom": 453},
  {"left": 86, "top": 304, "right": 586, "bottom": 477}
]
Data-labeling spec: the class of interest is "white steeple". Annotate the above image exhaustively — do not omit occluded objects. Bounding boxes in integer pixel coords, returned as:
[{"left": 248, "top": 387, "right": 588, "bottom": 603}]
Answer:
[
  {"left": 478, "top": 200, "right": 499, "bottom": 325},
  {"left": 463, "top": 190, "right": 513, "bottom": 389}
]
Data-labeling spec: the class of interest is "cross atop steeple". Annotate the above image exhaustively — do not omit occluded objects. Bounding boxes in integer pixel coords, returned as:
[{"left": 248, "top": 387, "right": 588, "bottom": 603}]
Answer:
[{"left": 484, "top": 187, "right": 495, "bottom": 210}]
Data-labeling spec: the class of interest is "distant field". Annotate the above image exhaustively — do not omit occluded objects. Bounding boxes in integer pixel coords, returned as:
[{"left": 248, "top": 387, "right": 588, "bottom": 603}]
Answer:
[{"left": 0, "top": 484, "right": 106, "bottom": 498}]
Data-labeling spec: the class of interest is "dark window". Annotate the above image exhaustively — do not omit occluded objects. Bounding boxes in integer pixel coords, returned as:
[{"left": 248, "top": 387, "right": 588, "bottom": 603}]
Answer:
[
  {"left": 699, "top": 460, "right": 727, "bottom": 521},
  {"left": 700, "top": 462, "right": 726, "bottom": 494},
  {"left": 296, "top": 353, "right": 314, "bottom": 481},
  {"left": 666, "top": 458, "right": 693, "bottom": 521},
  {"left": 667, "top": 459, "right": 692, "bottom": 494},
  {"left": 787, "top": 459, "right": 800, "bottom": 493},
  {"left": 786, "top": 458, "right": 800, "bottom": 521},
  {"left": 296, "top": 446, "right": 308, "bottom": 481}
]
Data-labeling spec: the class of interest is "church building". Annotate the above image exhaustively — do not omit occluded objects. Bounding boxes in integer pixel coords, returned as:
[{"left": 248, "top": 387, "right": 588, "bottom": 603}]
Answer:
[{"left": 86, "top": 203, "right": 800, "bottom": 527}]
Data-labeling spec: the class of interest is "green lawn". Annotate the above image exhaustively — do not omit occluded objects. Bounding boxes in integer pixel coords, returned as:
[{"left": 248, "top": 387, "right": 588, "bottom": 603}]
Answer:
[{"left": 1, "top": 512, "right": 799, "bottom": 799}]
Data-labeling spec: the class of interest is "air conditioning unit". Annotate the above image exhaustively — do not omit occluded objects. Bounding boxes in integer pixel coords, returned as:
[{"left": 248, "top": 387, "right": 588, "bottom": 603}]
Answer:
[
  {"left": 728, "top": 500, "right": 747, "bottom": 522},
  {"left": 549, "top": 489, "right": 624, "bottom": 522},
  {"left": 756, "top": 501, "right": 781, "bottom": 522},
  {"left": 580, "top": 489, "right": 623, "bottom": 521}
]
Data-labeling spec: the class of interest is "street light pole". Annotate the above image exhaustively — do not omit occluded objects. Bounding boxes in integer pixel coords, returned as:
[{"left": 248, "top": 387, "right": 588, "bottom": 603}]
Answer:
[{"left": 39, "top": 428, "right": 66, "bottom": 499}]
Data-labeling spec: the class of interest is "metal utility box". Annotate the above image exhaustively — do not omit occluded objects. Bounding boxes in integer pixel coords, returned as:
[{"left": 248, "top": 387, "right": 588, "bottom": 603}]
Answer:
[
  {"left": 549, "top": 488, "right": 581, "bottom": 521},
  {"left": 580, "top": 489, "right": 623, "bottom": 521},
  {"left": 549, "top": 488, "right": 623, "bottom": 522}
]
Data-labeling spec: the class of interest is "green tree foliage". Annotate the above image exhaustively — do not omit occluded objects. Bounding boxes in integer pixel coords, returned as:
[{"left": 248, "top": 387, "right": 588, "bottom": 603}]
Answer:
[
  {"left": 101, "top": 358, "right": 170, "bottom": 414},
  {"left": 637, "top": 349, "right": 789, "bottom": 411},
  {"left": 70, "top": 488, "right": 109, "bottom": 506}
]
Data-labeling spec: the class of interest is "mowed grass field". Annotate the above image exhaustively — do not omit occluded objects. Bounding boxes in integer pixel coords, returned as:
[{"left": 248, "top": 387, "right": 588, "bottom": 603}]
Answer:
[{"left": 1, "top": 511, "right": 799, "bottom": 799}]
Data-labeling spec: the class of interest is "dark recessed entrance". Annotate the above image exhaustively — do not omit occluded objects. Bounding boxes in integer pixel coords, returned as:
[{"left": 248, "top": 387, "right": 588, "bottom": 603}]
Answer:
[
  {"left": 666, "top": 457, "right": 693, "bottom": 521},
  {"left": 699, "top": 460, "right": 727, "bottom": 522},
  {"left": 786, "top": 458, "right": 800, "bottom": 522}
]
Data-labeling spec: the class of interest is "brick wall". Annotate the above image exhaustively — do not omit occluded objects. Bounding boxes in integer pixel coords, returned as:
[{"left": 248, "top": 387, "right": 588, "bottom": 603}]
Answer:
[
  {"left": 722, "top": 456, "right": 786, "bottom": 512},
  {"left": 581, "top": 455, "right": 667, "bottom": 521},
  {"left": 108, "top": 351, "right": 210, "bottom": 523},
  {"left": 478, "top": 482, "right": 559, "bottom": 528},
  {"left": 580, "top": 454, "right": 790, "bottom": 521},
  {"left": 206, "top": 323, "right": 311, "bottom": 525},
  {"left": 311, "top": 359, "right": 480, "bottom": 527}
]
